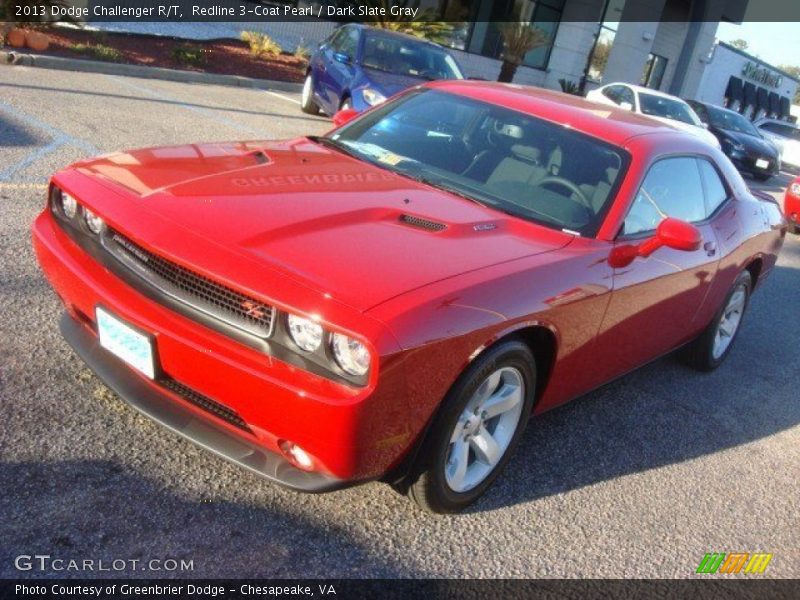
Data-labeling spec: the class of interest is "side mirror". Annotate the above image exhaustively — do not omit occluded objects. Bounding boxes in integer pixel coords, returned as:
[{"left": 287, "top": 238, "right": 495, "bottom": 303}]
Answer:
[
  {"left": 609, "top": 218, "right": 702, "bottom": 268},
  {"left": 332, "top": 52, "right": 351, "bottom": 64},
  {"left": 619, "top": 101, "right": 634, "bottom": 111},
  {"left": 332, "top": 108, "right": 359, "bottom": 128}
]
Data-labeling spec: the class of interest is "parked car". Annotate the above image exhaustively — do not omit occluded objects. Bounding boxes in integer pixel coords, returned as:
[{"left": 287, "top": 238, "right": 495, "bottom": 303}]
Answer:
[
  {"left": 686, "top": 100, "right": 781, "bottom": 181},
  {"left": 753, "top": 118, "right": 800, "bottom": 170},
  {"left": 586, "top": 83, "right": 720, "bottom": 148},
  {"left": 33, "top": 82, "right": 786, "bottom": 513},
  {"left": 785, "top": 176, "right": 800, "bottom": 233},
  {"left": 301, "top": 23, "right": 463, "bottom": 116}
]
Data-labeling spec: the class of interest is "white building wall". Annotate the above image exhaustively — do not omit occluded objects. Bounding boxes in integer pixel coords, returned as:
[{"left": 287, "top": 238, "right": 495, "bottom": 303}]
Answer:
[{"left": 694, "top": 44, "right": 799, "bottom": 107}]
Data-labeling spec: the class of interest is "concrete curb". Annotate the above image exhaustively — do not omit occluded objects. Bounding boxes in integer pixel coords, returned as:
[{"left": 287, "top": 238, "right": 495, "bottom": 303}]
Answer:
[{"left": 1, "top": 50, "right": 303, "bottom": 93}]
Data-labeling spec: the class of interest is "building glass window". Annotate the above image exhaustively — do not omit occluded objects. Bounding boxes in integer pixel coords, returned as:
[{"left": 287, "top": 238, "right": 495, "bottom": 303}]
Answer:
[
  {"left": 588, "top": 0, "right": 626, "bottom": 83},
  {"left": 641, "top": 53, "right": 668, "bottom": 89},
  {"left": 479, "top": 0, "right": 565, "bottom": 70}
]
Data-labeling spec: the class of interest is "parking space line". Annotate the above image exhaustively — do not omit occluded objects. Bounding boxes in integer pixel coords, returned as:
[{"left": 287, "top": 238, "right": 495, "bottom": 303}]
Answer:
[
  {"left": 0, "top": 99, "right": 99, "bottom": 182},
  {"left": 0, "top": 100, "right": 98, "bottom": 154},
  {"left": 107, "top": 76, "right": 269, "bottom": 137},
  {"left": 0, "top": 182, "right": 48, "bottom": 190},
  {"left": 265, "top": 90, "right": 301, "bottom": 105}
]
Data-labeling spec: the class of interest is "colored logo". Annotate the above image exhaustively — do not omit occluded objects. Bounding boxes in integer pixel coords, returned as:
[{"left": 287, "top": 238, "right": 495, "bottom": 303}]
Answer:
[{"left": 696, "top": 552, "right": 773, "bottom": 574}]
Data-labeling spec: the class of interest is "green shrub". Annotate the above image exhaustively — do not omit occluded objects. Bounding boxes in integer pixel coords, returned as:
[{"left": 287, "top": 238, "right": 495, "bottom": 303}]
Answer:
[
  {"left": 69, "top": 43, "right": 122, "bottom": 62},
  {"left": 241, "top": 31, "right": 281, "bottom": 58},
  {"left": 172, "top": 44, "right": 207, "bottom": 67}
]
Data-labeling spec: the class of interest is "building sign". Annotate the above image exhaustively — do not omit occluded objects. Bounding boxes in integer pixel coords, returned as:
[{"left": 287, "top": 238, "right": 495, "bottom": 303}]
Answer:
[{"left": 742, "top": 61, "right": 783, "bottom": 88}]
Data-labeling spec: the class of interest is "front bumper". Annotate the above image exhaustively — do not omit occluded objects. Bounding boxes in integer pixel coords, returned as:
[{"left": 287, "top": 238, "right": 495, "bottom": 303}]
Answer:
[
  {"left": 727, "top": 150, "right": 779, "bottom": 176},
  {"left": 59, "top": 311, "right": 344, "bottom": 492},
  {"left": 33, "top": 203, "right": 412, "bottom": 485}
]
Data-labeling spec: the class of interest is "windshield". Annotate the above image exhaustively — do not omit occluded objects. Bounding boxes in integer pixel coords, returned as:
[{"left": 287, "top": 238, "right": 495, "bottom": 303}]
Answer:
[
  {"left": 639, "top": 93, "right": 700, "bottom": 126},
  {"left": 327, "top": 90, "right": 628, "bottom": 236},
  {"left": 362, "top": 34, "right": 463, "bottom": 81},
  {"left": 707, "top": 106, "right": 760, "bottom": 136}
]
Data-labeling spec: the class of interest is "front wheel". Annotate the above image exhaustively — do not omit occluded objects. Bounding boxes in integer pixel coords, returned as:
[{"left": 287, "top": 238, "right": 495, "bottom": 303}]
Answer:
[
  {"left": 681, "top": 270, "right": 751, "bottom": 371},
  {"left": 300, "top": 74, "right": 320, "bottom": 115},
  {"left": 407, "top": 340, "right": 536, "bottom": 513}
]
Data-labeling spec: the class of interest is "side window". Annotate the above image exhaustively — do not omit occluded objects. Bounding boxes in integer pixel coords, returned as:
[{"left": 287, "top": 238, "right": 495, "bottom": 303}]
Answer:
[
  {"left": 697, "top": 159, "right": 728, "bottom": 216},
  {"left": 694, "top": 104, "right": 708, "bottom": 123},
  {"left": 619, "top": 86, "right": 635, "bottom": 107},
  {"left": 337, "top": 27, "right": 359, "bottom": 58},
  {"left": 326, "top": 28, "right": 346, "bottom": 51},
  {"left": 623, "top": 157, "right": 705, "bottom": 235},
  {"left": 602, "top": 85, "right": 621, "bottom": 103}
]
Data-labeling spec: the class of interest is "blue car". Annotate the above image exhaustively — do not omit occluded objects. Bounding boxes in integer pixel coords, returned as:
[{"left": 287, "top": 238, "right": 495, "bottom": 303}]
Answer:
[{"left": 301, "top": 23, "right": 464, "bottom": 116}]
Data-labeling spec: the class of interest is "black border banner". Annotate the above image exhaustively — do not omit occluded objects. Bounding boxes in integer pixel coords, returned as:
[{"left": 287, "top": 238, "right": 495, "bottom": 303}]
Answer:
[
  {"left": 2, "top": 579, "right": 800, "bottom": 600},
  {"left": 3, "top": 0, "right": 800, "bottom": 23}
]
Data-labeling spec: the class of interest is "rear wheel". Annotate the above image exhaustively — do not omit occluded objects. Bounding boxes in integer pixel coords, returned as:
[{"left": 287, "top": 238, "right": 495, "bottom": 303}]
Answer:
[
  {"left": 681, "top": 270, "right": 751, "bottom": 371},
  {"left": 407, "top": 340, "right": 536, "bottom": 513},
  {"left": 300, "top": 74, "right": 320, "bottom": 115}
]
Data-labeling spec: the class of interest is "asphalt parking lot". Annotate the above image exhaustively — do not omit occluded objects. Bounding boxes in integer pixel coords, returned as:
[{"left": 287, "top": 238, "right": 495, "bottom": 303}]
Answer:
[{"left": 1, "top": 65, "right": 798, "bottom": 579}]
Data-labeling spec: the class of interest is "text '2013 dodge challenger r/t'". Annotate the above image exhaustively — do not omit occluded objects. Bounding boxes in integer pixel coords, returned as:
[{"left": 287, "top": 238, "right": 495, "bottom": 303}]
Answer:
[{"left": 33, "top": 82, "right": 786, "bottom": 512}]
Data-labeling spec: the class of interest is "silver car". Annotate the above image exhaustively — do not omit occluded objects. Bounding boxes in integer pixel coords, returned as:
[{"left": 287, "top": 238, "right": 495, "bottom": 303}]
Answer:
[{"left": 753, "top": 118, "right": 800, "bottom": 169}]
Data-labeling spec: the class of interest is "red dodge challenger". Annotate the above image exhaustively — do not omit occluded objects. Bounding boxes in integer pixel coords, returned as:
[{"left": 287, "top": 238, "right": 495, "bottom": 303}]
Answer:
[{"left": 33, "top": 82, "right": 786, "bottom": 512}]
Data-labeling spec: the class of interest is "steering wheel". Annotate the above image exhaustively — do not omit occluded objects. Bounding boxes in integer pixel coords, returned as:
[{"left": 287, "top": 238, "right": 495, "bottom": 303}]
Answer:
[{"left": 536, "top": 176, "right": 592, "bottom": 210}]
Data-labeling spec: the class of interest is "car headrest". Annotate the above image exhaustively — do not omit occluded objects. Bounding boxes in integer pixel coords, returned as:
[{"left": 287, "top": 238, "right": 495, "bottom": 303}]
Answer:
[
  {"left": 606, "top": 167, "right": 619, "bottom": 183},
  {"left": 496, "top": 123, "right": 524, "bottom": 139},
  {"left": 510, "top": 145, "right": 541, "bottom": 164}
]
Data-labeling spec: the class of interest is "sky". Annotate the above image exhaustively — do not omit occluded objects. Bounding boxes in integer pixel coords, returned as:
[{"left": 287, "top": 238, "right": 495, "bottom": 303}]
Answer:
[{"left": 716, "top": 22, "right": 800, "bottom": 68}]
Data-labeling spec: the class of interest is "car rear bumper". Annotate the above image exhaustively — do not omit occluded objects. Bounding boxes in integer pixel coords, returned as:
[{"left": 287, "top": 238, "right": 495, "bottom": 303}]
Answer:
[{"left": 59, "top": 311, "right": 346, "bottom": 492}]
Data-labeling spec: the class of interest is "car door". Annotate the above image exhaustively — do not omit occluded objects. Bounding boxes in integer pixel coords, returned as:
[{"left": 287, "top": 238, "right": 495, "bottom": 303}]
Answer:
[
  {"left": 593, "top": 156, "right": 722, "bottom": 379},
  {"left": 313, "top": 28, "right": 345, "bottom": 114},
  {"left": 324, "top": 26, "right": 360, "bottom": 111}
]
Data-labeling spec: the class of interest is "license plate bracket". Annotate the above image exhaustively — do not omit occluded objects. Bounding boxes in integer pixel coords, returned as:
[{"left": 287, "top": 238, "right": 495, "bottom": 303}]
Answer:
[{"left": 96, "top": 307, "right": 156, "bottom": 379}]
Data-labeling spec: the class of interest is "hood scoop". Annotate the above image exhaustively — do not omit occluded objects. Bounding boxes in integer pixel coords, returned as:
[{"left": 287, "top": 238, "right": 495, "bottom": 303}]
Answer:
[{"left": 399, "top": 213, "right": 447, "bottom": 232}]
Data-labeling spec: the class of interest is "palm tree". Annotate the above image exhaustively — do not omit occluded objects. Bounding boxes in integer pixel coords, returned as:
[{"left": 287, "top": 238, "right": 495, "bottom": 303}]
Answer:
[
  {"left": 364, "top": 0, "right": 455, "bottom": 47},
  {"left": 497, "top": 22, "right": 550, "bottom": 83}
]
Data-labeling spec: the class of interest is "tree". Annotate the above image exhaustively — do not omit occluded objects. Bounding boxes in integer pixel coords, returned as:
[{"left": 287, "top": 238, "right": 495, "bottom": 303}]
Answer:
[
  {"left": 729, "top": 38, "right": 749, "bottom": 50},
  {"left": 497, "top": 23, "right": 550, "bottom": 83},
  {"left": 778, "top": 64, "right": 800, "bottom": 104},
  {"left": 363, "top": 0, "right": 455, "bottom": 47}
]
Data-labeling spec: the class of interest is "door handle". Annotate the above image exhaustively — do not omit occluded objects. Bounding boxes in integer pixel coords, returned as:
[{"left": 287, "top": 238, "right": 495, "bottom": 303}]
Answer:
[{"left": 704, "top": 241, "right": 717, "bottom": 256}]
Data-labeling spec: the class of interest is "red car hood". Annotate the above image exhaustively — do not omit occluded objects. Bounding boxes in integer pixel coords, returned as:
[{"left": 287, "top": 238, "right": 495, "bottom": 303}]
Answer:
[{"left": 75, "top": 139, "right": 571, "bottom": 311}]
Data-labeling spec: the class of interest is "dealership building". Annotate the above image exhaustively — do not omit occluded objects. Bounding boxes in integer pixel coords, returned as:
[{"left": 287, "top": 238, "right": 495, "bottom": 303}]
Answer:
[{"left": 98, "top": 0, "right": 798, "bottom": 120}]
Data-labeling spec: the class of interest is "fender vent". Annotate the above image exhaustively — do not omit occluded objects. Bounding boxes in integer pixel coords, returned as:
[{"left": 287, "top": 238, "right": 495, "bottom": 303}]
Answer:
[{"left": 399, "top": 214, "right": 446, "bottom": 232}]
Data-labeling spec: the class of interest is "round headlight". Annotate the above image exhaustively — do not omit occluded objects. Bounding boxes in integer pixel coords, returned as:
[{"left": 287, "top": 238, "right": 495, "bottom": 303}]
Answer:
[
  {"left": 790, "top": 182, "right": 800, "bottom": 197},
  {"left": 61, "top": 192, "right": 78, "bottom": 219},
  {"left": 331, "top": 333, "right": 370, "bottom": 376},
  {"left": 287, "top": 314, "right": 323, "bottom": 352},
  {"left": 84, "top": 209, "right": 105, "bottom": 234}
]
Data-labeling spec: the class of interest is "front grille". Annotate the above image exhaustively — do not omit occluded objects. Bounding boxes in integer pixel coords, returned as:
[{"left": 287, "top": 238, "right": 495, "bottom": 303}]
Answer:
[
  {"left": 105, "top": 231, "right": 274, "bottom": 338},
  {"left": 399, "top": 214, "right": 447, "bottom": 232},
  {"left": 160, "top": 377, "right": 252, "bottom": 433}
]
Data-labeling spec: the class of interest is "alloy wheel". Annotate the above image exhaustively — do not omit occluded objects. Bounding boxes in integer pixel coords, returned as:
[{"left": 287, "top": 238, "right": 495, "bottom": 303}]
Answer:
[
  {"left": 444, "top": 366, "right": 525, "bottom": 493},
  {"left": 712, "top": 284, "right": 746, "bottom": 359}
]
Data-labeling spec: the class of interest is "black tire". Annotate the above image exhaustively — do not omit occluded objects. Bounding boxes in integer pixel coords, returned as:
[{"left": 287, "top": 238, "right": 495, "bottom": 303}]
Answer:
[
  {"left": 407, "top": 339, "right": 536, "bottom": 513},
  {"left": 681, "top": 270, "right": 752, "bottom": 371},
  {"left": 300, "top": 74, "right": 320, "bottom": 115}
]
